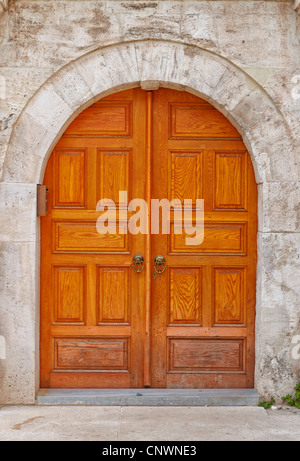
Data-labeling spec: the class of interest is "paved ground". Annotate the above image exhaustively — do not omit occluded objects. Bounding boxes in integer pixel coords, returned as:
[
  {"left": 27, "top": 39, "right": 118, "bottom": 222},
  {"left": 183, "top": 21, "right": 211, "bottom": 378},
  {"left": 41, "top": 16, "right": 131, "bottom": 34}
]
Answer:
[{"left": 0, "top": 405, "right": 299, "bottom": 441}]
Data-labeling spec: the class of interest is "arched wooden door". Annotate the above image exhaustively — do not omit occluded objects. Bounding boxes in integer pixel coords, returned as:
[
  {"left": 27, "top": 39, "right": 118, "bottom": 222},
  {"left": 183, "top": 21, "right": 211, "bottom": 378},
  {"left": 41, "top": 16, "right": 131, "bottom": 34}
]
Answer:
[{"left": 40, "top": 88, "right": 257, "bottom": 389}]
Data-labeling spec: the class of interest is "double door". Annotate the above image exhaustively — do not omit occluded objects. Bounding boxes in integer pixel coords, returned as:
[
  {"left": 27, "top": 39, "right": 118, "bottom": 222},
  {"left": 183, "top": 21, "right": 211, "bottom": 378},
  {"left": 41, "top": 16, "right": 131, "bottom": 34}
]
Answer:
[{"left": 40, "top": 88, "right": 257, "bottom": 389}]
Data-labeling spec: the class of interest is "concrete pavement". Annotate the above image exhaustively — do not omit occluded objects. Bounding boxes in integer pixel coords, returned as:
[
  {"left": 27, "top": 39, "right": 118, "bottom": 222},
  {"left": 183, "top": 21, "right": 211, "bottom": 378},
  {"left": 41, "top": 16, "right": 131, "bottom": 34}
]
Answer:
[{"left": 0, "top": 404, "right": 299, "bottom": 441}]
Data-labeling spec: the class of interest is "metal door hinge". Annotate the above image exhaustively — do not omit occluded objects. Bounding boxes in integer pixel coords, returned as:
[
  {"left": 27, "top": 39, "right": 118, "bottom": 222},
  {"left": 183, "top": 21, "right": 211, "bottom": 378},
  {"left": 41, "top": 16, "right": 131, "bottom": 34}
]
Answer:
[{"left": 37, "top": 184, "right": 49, "bottom": 216}]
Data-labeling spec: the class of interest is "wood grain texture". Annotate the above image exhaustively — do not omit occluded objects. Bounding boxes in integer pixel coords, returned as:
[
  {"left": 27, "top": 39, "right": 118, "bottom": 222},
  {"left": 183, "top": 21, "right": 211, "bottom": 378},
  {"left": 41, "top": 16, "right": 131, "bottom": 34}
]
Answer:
[
  {"left": 53, "top": 266, "right": 86, "bottom": 324},
  {"left": 169, "top": 267, "right": 201, "bottom": 325},
  {"left": 170, "top": 151, "right": 202, "bottom": 205},
  {"left": 54, "top": 148, "right": 86, "bottom": 208},
  {"left": 170, "top": 222, "right": 247, "bottom": 254},
  {"left": 169, "top": 338, "right": 244, "bottom": 371},
  {"left": 64, "top": 101, "right": 132, "bottom": 136},
  {"left": 170, "top": 103, "right": 241, "bottom": 138},
  {"left": 97, "top": 266, "right": 130, "bottom": 324},
  {"left": 54, "top": 337, "right": 129, "bottom": 370},
  {"left": 214, "top": 151, "right": 247, "bottom": 210},
  {"left": 97, "top": 149, "right": 130, "bottom": 206},
  {"left": 53, "top": 221, "right": 129, "bottom": 253},
  {"left": 213, "top": 267, "right": 245, "bottom": 325}
]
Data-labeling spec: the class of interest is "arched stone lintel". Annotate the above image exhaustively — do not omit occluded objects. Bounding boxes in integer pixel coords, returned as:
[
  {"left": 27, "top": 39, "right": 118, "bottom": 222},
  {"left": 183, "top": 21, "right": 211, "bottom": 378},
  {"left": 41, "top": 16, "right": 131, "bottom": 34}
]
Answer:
[{"left": 1, "top": 40, "right": 297, "bottom": 186}]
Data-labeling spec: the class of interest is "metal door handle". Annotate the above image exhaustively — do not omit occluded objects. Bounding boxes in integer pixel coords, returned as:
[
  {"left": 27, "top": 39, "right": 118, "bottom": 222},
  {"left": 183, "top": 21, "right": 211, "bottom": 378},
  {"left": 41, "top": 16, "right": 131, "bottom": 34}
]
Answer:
[
  {"left": 153, "top": 255, "right": 166, "bottom": 279},
  {"left": 132, "top": 254, "right": 144, "bottom": 273}
]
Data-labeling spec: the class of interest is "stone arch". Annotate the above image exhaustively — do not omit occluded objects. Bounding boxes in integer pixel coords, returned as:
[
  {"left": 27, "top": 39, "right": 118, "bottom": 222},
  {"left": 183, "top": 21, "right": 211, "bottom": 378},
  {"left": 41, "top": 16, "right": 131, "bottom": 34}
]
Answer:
[
  {"left": 0, "top": 39, "right": 298, "bottom": 403},
  {"left": 1, "top": 40, "right": 297, "bottom": 185}
]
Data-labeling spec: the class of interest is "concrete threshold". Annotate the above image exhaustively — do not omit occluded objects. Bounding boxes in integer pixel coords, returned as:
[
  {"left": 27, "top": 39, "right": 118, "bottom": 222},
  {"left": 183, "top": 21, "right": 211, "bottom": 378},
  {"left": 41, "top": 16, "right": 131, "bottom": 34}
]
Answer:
[{"left": 37, "top": 388, "right": 259, "bottom": 406}]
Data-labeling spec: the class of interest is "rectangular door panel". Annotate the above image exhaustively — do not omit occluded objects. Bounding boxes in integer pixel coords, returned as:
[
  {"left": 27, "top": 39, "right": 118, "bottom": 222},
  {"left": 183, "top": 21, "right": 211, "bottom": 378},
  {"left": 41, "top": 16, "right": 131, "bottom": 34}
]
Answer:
[
  {"left": 170, "top": 150, "right": 203, "bottom": 205},
  {"left": 64, "top": 101, "right": 133, "bottom": 136},
  {"left": 97, "top": 149, "right": 131, "bottom": 206},
  {"left": 97, "top": 266, "right": 130, "bottom": 325},
  {"left": 170, "top": 103, "right": 241, "bottom": 138},
  {"left": 169, "top": 267, "right": 202, "bottom": 325},
  {"left": 170, "top": 222, "right": 247, "bottom": 255},
  {"left": 214, "top": 151, "right": 247, "bottom": 210},
  {"left": 53, "top": 148, "right": 87, "bottom": 208},
  {"left": 53, "top": 265, "right": 86, "bottom": 325},
  {"left": 168, "top": 338, "right": 244, "bottom": 372},
  {"left": 212, "top": 266, "right": 246, "bottom": 326},
  {"left": 53, "top": 337, "right": 129, "bottom": 371},
  {"left": 53, "top": 221, "right": 129, "bottom": 253}
]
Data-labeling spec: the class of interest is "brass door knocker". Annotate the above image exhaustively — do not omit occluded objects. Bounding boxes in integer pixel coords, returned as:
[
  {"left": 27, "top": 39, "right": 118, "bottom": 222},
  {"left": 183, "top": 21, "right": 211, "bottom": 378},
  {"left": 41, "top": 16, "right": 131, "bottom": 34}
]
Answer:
[
  {"left": 153, "top": 255, "right": 166, "bottom": 279},
  {"left": 132, "top": 254, "right": 144, "bottom": 273}
]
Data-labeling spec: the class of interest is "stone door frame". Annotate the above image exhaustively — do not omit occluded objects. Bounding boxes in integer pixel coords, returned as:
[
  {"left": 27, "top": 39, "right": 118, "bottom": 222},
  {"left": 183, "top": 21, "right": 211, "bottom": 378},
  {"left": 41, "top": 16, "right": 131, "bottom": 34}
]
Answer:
[{"left": 0, "top": 40, "right": 298, "bottom": 403}]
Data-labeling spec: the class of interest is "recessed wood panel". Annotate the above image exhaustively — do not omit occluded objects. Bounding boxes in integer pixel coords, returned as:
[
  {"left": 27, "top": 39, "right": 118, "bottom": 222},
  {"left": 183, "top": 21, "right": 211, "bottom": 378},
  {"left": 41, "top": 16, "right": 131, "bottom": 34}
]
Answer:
[
  {"left": 98, "top": 267, "right": 130, "bottom": 324},
  {"left": 170, "top": 104, "right": 241, "bottom": 138},
  {"left": 54, "top": 337, "right": 129, "bottom": 370},
  {"left": 213, "top": 267, "right": 245, "bottom": 325},
  {"left": 53, "top": 266, "right": 86, "bottom": 324},
  {"left": 169, "top": 268, "right": 201, "bottom": 324},
  {"left": 170, "top": 151, "right": 202, "bottom": 206},
  {"left": 54, "top": 149, "right": 86, "bottom": 207},
  {"left": 170, "top": 222, "right": 246, "bottom": 254},
  {"left": 97, "top": 150, "right": 130, "bottom": 206},
  {"left": 64, "top": 101, "right": 132, "bottom": 136},
  {"left": 169, "top": 338, "right": 244, "bottom": 372},
  {"left": 53, "top": 221, "right": 128, "bottom": 253},
  {"left": 214, "top": 151, "right": 247, "bottom": 210}
]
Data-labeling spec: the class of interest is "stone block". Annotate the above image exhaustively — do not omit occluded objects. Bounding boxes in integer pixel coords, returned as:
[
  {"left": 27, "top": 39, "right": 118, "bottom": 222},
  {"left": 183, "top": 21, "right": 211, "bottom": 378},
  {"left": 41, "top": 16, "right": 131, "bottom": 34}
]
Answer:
[
  {"left": 0, "top": 66, "right": 53, "bottom": 109},
  {"left": 181, "top": 12, "right": 216, "bottom": 46},
  {"left": 120, "top": 12, "right": 181, "bottom": 40},
  {"left": 0, "top": 242, "right": 37, "bottom": 308},
  {"left": 2, "top": 111, "right": 57, "bottom": 183},
  {"left": 241, "top": 67, "right": 300, "bottom": 144},
  {"left": 101, "top": 44, "right": 140, "bottom": 89},
  {"left": 0, "top": 183, "right": 37, "bottom": 242},
  {"left": 135, "top": 41, "right": 187, "bottom": 89},
  {"left": 258, "top": 182, "right": 300, "bottom": 233},
  {"left": 24, "top": 85, "right": 73, "bottom": 135},
  {"left": 74, "top": 44, "right": 140, "bottom": 100},
  {"left": 211, "top": 66, "right": 253, "bottom": 113},
  {"left": 0, "top": 304, "right": 37, "bottom": 404},
  {"left": 257, "top": 232, "right": 300, "bottom": 310},
  {"left": 1, "top": 1, "right": 111, "bottom": 68},
  {"left": 215, "top": 1, "right": 293, "bottom": 68},
  {"left": 255, "top": 304, "right": 300, "bottom": 398},
  {"left": 232, "top": 89, "right": 297, "bottom": 181},
  {"left": 183, "top": 49, "right": 229, "bottom": 101},
  {"left": 49, "top": 64, "right": 95, "bottom": 113}
]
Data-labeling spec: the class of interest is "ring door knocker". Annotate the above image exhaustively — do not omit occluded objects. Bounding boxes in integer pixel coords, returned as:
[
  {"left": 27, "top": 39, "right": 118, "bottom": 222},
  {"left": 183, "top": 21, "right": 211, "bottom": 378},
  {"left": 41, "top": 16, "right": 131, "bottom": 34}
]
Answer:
[
  {"left": 153, "top": 255, "right": 166, "bottom": 279},
  {"left": 132, "top": 254, "right": 144, "bottom": 273}
]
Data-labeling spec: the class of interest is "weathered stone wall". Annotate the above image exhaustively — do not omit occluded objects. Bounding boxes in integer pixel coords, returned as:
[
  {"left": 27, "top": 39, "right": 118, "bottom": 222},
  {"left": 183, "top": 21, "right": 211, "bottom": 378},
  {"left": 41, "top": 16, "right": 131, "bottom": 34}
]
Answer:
[{"left": 0, "top": 0, "right": 299, "bottom": 403}]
